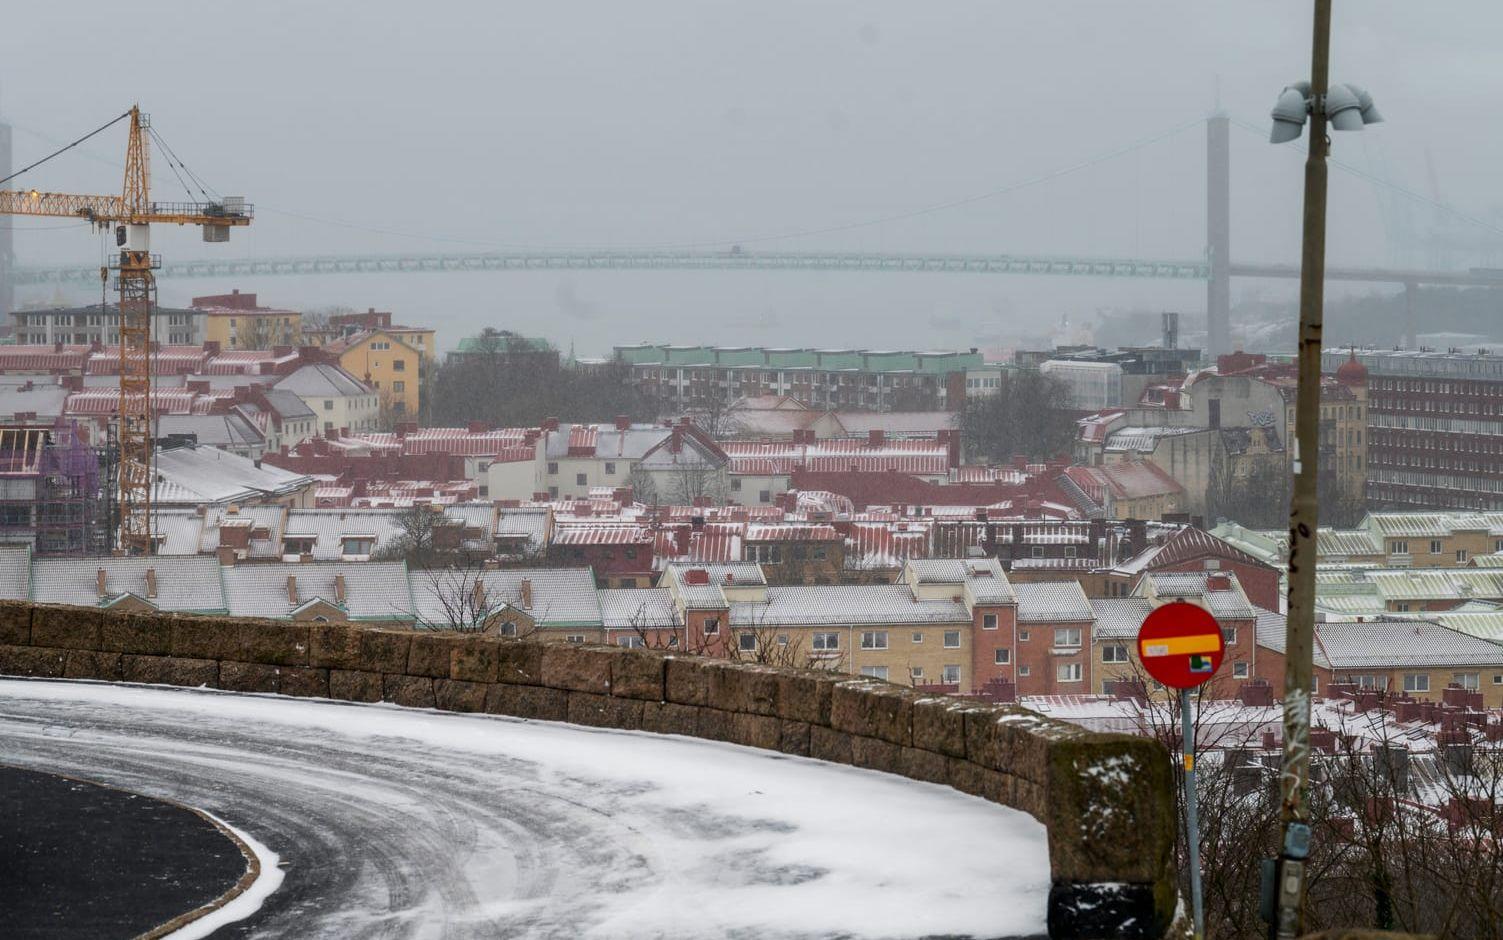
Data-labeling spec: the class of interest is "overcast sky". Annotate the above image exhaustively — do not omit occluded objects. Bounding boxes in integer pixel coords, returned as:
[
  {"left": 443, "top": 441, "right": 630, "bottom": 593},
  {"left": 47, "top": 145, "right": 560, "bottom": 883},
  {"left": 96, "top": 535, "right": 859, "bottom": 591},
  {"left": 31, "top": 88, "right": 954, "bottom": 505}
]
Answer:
[{"left": 5, "top": 1, "right": 1503, "bottom": 354}]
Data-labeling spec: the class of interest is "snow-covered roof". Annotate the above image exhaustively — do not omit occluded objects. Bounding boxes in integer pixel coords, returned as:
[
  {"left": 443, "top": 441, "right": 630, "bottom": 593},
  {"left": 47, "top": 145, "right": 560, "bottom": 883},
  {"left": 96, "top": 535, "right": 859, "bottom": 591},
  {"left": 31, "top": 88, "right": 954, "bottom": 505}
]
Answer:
[
  {"left": 153, "top": 445, "right": 312, "bottom": 506},
  {"left": 1013, "top": 581, "right": 1094, "bottom": 623},
  {"left": 599, "top": 588, "right": 679, "bottom": 629},
  {"left": 221, "top": 562, "right": 414, "bottom": 620},
  {"left": 731, "top": 585, "right": 970, "bottom": 627}
]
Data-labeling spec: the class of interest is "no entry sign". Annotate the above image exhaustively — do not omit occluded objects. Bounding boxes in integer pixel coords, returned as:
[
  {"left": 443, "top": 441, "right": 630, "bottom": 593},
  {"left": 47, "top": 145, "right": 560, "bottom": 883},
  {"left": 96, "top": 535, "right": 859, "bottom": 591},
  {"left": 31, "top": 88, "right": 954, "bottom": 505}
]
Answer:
[{"left": 1136, "top": 600, "right": 1225, "bottom": 690}]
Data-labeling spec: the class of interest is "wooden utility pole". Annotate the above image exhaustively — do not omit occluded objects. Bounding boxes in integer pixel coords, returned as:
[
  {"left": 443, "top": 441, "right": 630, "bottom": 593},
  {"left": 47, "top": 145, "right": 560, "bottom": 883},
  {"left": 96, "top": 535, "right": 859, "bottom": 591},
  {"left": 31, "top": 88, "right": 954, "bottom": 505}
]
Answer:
[{"left": 1275, "top": 1, "right": 1331, "bottom": 937}]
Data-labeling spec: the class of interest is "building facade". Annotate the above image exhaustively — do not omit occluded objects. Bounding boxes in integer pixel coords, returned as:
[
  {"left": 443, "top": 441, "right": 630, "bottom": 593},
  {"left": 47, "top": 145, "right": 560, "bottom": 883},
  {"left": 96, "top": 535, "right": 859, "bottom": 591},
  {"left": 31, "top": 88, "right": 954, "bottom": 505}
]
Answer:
[
  {"left": 1325, "top": 347, "right": 1503, "bottom": 510},
  {"left": 615, "top": 344, "right": 983, "bottom": 412}
]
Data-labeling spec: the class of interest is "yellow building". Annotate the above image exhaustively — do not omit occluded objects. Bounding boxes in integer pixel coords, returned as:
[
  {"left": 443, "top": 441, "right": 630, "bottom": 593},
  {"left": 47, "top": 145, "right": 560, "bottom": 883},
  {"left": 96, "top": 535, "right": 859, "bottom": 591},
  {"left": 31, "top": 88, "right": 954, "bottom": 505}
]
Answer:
[
  {"left": 192, "top": 291, "right": 300, "bottom": 350},
  {"left": 328, "top": 329, "right": 426, "bottom": 419}
]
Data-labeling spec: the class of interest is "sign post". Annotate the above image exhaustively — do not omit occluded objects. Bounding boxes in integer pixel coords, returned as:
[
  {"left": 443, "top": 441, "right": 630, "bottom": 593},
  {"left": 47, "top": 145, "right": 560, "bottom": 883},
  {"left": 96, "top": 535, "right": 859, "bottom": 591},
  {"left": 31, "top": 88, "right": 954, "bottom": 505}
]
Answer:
[{"left": 1137, "top": 600, "right": 1226, "bottom": 940}]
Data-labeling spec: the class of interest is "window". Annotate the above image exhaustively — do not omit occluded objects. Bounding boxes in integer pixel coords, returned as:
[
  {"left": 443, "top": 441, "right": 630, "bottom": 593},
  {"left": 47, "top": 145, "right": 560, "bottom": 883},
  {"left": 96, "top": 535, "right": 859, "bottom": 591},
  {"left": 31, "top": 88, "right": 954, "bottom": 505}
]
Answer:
[
  {"left": 1222, "top": 626, "right": 1237, "bottom": 646},
  {"left": 994, "top": 648, "right": 1010, "bottom": 665},
  {"left": 1233, "top": 662, "right": 1250, "bottom": 679},
  {"left": 942, "top": 665, "right": 961, "bottom": 684},
  {"left": 324, "top": 400, "right": 334, "bottom": 410},
  {"left": 1493, "top": 674, "right": 1502, "bottom": 685},
  {"left": 1057, "top": 662, "right": 1083, "bottom": 683},
  {"left": 1018, "top": 665, "right": 1031, "bottom": 677},
  {"left": 565, "top": 635, "right": 586, "bottom": 644},
  {"left": 910, "top": 666, "right": 924, "bottom": 680},
  {"left": 1019, "top": 630, "right": 1030, "bottom": 642},
  {"left": 1053, "top": 627, "right": 1082, "bottom": 649},
  {"left": 911, "top": 632, "right": 924, "bottom": 644},
  {"left": 1395, "top": 602, "right": 1411, "bottom": 612},
  {"left": 547, "top": 462, "right": 559, "bottom": 474},
  {"left": 1030, "top": 546, "right": 1044, "bottom": 558},
  {"left": 393, "top": 359, "right": 406, "bottom": 371},
  {"left": 812, "top": 547, "right": 827, "bottom": 560},
  {"left": 616, "top": 636, "right": 645, "bottom": 648},
  {"left": 1102, "top": 644, "right": 1129, "bottom": 664},
  {"left": 393, "top": 381, "right": 405, "bottom": 392},
  {"left": 283, "top": 536, "right": 315, "bottom": 556},
  {"left": 759, "top": 490, "right": 771, "bottom": 503},
  {"left": 860, "top": 665, "right": 889, "bottom": 681},
  {"left": 341, "top": 536, "right": 375, "bottom": 557},
  {"left": 1453, "top": 672, "right": 1480, "bottom": 690},
  {"left": 0, "top": 505, "right": 30, "bottom": 527},
  {"left": 1456, "top": 549, "right": 1469, "bottom": 563},
  {"left": 1429, "top": 539, "right": 1443, "bottom": 554},
  {"left": 548, "top": 486, "right": 558, "bottom": 498},
  {"left": 1403, "top": 674, "right": 1430, "bottom": 693},
  {"left": 576, "top": 473, "right": 587, "bottom": 486},
  {"left": 738, "top": 633, "right": 757, "bottom": 652},
  {"left": 860, "top": 631, "right": 889, "bottom": 650},
  {"left": 1390, "top": 540, "right": 1408, "bottom": 555},
  {"left": 703, "top": 618, "right": 720, "bottom": 635},
  {"left": 604, "top": 462, "right": 616, "bottom": 475},
  {"left": 730, "top": 479, "right": 742, "bottom": 491},
  {"left": 812, "top": 632, "right": 839, "bottom": 651},
  {"left": 943, "top": 630, "right": 961, "bottom": 649},
  {"left": 777, "top": 634, "right": 789, "bottom": 647},
  {"left": 982, "top": 613, "right": 998, "bottom": 630}
]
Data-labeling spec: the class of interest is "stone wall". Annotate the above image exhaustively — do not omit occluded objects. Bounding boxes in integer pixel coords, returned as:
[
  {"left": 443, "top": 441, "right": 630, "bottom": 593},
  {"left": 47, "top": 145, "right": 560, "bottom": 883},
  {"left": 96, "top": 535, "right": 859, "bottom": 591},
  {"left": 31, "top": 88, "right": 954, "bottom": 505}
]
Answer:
[{"left": 0, "top": 600, "right": 1178, "bottom": 939}]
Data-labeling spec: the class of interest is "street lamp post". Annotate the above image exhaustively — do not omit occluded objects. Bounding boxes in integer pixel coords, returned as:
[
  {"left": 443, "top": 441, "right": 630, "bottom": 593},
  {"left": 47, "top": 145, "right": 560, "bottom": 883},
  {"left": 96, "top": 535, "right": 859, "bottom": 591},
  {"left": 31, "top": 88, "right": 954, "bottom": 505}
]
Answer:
[{"left": 1265, "top": 2, "right": 1381, "bottom": 937}]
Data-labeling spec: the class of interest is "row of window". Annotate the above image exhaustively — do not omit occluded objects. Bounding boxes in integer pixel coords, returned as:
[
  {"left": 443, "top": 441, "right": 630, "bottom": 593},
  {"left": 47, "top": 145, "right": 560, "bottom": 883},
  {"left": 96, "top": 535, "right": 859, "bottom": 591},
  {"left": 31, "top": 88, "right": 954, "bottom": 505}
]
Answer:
[{"left": 1348, "top": 672, "right": 1502, "bottom": 691}]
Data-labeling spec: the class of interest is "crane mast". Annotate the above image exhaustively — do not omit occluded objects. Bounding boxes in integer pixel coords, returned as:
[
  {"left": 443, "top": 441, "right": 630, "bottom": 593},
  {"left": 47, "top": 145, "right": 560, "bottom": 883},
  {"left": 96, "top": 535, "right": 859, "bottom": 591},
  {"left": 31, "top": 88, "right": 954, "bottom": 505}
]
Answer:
[{"left": 0, "top": 104, "right": 251, "bottom": 553}]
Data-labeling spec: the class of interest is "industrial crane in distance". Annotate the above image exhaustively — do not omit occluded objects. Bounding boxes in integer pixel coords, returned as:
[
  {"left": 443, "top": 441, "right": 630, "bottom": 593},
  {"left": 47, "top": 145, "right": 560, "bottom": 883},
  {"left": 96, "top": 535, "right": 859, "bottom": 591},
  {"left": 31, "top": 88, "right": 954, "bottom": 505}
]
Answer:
[{"left": 0, "top": 105, "right": 251, "bottom": 554}]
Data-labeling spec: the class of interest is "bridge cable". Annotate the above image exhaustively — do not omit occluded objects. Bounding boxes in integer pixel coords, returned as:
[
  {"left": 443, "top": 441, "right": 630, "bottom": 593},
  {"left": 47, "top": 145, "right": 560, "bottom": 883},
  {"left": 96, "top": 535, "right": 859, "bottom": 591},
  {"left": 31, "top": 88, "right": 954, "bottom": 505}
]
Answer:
[{"left": 1229, "top": 115, "right": 1503, "bottom": 244}]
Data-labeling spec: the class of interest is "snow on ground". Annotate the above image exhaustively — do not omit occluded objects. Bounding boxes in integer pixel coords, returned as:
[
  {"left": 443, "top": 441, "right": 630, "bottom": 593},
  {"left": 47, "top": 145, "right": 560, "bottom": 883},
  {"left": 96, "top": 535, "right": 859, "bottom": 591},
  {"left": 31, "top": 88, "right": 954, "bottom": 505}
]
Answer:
[{"left": 0, "top": 679, "right": 1049, "bottom": 939}]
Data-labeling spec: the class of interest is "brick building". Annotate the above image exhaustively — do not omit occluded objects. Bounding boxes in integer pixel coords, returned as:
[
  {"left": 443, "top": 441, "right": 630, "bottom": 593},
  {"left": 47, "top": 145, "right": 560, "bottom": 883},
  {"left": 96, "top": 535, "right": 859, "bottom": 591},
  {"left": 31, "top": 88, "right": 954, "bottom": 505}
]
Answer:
[{"left": 1325, "top": 346, "right": 1503, "bottom": 510}]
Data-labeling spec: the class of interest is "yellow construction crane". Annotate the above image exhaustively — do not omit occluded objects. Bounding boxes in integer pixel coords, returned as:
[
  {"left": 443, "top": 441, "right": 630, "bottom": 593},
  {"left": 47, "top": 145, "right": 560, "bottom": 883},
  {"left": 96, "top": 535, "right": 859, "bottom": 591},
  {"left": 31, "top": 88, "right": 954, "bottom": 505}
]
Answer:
[{"left": 0, "top": 105, "right": 251, "bottom": 554}]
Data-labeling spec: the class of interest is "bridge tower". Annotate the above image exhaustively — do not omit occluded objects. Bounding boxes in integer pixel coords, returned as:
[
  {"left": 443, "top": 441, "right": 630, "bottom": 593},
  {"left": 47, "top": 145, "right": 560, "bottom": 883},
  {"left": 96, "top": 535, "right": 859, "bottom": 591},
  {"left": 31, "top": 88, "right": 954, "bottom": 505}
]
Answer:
[
  {"left": 1206, "top": 112, "right": 1231, "bottom": 360},
  {"left": 0, "top": 96, "right": 12, "bottom": 323}
]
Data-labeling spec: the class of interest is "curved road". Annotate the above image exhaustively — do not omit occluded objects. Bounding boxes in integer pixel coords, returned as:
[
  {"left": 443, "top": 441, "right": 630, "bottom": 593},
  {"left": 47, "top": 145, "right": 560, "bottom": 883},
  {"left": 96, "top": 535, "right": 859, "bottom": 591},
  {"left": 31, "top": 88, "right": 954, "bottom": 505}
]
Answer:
[{"left": 0, "top": 679, "right": 1048, "bottom": 939}]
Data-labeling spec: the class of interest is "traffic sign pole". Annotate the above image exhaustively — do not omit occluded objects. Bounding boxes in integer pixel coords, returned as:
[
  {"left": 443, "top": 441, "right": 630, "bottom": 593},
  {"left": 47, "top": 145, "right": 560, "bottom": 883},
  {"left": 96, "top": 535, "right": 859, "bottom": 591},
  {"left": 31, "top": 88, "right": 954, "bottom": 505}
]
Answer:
[
  {"left": 1136, "top": 600, "right": 1224, "bottom": 940},
  {"left": 1181, "top": 687, "right": 1204, "bottom": 940}
]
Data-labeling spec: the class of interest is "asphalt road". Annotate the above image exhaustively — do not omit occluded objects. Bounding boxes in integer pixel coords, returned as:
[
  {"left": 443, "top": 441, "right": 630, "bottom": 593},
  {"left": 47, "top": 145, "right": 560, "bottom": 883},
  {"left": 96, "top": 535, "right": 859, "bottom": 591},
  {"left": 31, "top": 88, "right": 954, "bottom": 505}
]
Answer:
[
  {"left": 0, "top": 766, "right": 247, "bottom": 939},
  {"left": 0, "top": 679, "right": 1049, "bottom": 939}
]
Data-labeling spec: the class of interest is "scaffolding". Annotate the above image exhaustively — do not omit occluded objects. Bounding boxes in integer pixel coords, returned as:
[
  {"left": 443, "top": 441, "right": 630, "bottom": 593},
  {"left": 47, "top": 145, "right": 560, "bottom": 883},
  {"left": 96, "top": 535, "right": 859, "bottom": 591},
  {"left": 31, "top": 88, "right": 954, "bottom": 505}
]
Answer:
[{"left": 0, "top": 420, "right": 110, "bottom": 556}]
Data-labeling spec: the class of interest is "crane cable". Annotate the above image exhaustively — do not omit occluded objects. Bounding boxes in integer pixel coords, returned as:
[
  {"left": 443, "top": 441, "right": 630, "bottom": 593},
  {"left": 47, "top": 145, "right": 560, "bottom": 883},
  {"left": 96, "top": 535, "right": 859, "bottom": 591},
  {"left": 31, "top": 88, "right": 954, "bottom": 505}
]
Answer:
[
  {"left": 147, "top": 124, "right": 220, "bottom": 202},
  {"left": 0, "top": 110, "right": 132, "bottom": 188}
]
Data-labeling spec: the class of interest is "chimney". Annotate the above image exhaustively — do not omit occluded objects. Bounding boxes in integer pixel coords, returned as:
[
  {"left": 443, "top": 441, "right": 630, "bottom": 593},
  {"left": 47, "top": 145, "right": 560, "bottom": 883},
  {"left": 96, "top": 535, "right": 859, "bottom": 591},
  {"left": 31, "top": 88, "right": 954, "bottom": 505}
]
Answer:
[
  {"left": 472, "top": 579, "right": 486, "bottom": 610},
  {"left": 1207, "top": 573, "right": 1232, "bottom": 592},
  {"left": 145, "top": 568, "right": 158, "bottom": 599},
  {"left": 683, "top": 568, "right": 710, "bottom": 586},
  {"left": 216, "top": 546, "right": 236, "bottom": 566},
  {"left": 867, "top": 429, "right": 885, "bottom": 447},
  {"left": 615, "top": 414, "right": 630, "bottom": 431},
  {"left": 96, "top": 568, "right": 107, "bottom": 597},
  {"left": 287, "top": 575, "right": 298, "bottom": 605},
  {"left": 519, "top": 578, "right": 533, "bottom": 609},
  {"left": 467, "top": 420, "right": 490, "bottom": 433},
  {"left": 542, "top": 417, "right": 559, "bottom": 432},
  {"left": 334, "top": 573, "right": 346, "bottom": 604},
  {"left": 299, "top": 552, "right": 314, "bottom": 564}
]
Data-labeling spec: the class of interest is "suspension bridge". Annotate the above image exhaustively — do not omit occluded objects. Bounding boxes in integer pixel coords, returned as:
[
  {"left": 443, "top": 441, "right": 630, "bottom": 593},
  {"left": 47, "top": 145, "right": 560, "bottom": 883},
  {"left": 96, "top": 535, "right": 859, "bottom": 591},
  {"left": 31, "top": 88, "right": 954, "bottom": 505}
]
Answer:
[{"left": 6, "top": 115, "right": 1503, "bottom": 356}]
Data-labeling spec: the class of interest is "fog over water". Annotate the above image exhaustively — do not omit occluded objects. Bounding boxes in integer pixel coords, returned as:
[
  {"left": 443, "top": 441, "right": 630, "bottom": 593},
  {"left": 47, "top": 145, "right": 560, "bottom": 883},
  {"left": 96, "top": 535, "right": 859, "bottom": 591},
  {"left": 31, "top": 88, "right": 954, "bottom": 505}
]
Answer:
[{"left": 6, "top": 2, "right": 1503, "bottom": 353}]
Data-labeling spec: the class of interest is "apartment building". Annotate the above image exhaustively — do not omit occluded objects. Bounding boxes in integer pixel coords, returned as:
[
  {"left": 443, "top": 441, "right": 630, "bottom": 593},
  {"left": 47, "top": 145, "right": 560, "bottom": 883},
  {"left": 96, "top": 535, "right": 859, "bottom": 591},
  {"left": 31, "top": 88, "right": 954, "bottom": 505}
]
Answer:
[
  {"left": 272, "top": 363, "right": 382, "bottom": 434},
  {"left": 193, "top": 291, "right": 301, "bottom": 350},
  {"left": 1324, "top": 346, "right": 1503, "bottom": 510},
  {"left": 615, "top": 344, "right": 982, "bottom": 412},
  {"left": 10, "top": 303, "right": 201, "bottom": 346}
]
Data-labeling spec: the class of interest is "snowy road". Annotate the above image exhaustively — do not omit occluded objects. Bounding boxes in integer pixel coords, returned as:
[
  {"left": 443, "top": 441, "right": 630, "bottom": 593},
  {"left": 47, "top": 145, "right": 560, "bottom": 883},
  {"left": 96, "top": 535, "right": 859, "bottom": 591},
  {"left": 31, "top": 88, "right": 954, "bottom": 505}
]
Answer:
[{"left": 0, "top": 679, "right": 1049, "bottom": 939}]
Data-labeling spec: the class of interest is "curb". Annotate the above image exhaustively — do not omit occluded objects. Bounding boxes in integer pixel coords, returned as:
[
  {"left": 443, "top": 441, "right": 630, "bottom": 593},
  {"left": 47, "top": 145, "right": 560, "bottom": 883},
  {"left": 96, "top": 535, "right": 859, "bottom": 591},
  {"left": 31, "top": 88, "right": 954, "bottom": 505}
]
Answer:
[{"left": 0, "top": 764, "right": 264, "bottom": 940}]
